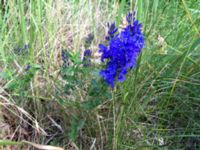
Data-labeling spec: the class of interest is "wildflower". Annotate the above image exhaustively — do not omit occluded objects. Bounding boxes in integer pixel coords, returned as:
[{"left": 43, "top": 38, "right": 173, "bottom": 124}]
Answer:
[
  {"left": 83, "top": 49, "right": 92, "bottom": 67},
  {"left": 105, "top": 23, "right": 118, "bottom": 41},
  {"left": 61, "top": 50, "right": 70, "bottom": 67},
  {"left": 84, "top": 49, "right": 92, "bottom": 57},
  {"left": 99, "top": 12, "right": 145, "bottom": 88},
  {"left": 85, "top": 33, "right": 94, "bottom": 46},
  {"left": 14, "top": 44, "right": 29, "bottom": 55},
  {"left": 24, "top": 64, "right": 31, "bottom": 71},
  {"left": 24, "top": 44, "right": 29, "bottom": 50}
]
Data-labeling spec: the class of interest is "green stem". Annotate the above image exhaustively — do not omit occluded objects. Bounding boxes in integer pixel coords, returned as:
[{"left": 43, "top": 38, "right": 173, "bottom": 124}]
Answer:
[
  {"left": 112, "top": 88, "right": 117, "bottom": 150},
  {"left": 114, "top": 91, "right": 128, "bottom": 149},
  {"left": 18, "top": 0, "right": 27, "bottom": 45}
]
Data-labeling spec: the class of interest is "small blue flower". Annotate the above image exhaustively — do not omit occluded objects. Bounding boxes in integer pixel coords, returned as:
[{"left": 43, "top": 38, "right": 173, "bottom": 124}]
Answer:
[
  {"left": 83, "top": 49, "right": 92, "bottom": 57},
  {"left": 62, "top": 50, "right": 70, "bottom": 67},
  {"left": 85, "top": 33, "right": 94, "bottom": 48},
  {"left": 24, "top": 44, "right": 29, "bottom": 50},
  {"left": 99, "top": 12, "right": 145, "bottom": 88},
  {"left": 24, "top": 64, "right": 31, "bottom": 71},
  {"left": 105, "top": 23, "right": 118, "bottom": 41},
  {"left": 83, "top": 49, "right": 92, "bottom": 67},
  {"left": 14, "top": 44, "right": 29, "bottom": 55}
]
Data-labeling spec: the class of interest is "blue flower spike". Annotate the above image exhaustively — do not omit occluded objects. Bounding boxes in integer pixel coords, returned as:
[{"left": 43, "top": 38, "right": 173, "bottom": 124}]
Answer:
[
  {"left": 105, "top": 23, "right": 118, "bottom": 41},
  {"left": 99, "top": 12, "right": 145, "bottom": 88}
]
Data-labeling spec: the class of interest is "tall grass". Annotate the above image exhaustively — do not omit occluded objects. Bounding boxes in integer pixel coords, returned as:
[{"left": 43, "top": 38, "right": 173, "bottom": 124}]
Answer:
[
  {"left": 115, "top": 0, "right": 200, "bottom": 149},
  {"left": 0, "top": 0, "right": 200, "bottom": 149}
]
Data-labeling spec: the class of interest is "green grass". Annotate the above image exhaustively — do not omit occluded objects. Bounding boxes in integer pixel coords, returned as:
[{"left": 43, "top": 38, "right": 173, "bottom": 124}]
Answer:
[{"left": 0, "top": 0, "right": 200, "bottom": 149}]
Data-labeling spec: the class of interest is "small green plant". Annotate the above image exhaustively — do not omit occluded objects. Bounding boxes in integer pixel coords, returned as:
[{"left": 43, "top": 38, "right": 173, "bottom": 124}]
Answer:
[
  {"left": 58, "top": 49, "right": 112, "bottom": 143},
  {"left": 1, "top": 63, "right": 40, "bottom": 94}
]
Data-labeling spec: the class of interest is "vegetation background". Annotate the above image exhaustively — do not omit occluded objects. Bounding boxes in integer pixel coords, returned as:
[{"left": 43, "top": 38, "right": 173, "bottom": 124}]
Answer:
[{"left": 0, "top": 0, "right": 200, "bottom": 149}]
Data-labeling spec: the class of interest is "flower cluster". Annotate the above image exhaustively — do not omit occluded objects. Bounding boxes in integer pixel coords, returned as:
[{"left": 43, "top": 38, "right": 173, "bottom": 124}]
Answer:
[{"left": 99, "top": 12, "right": 145, "bottom": 88}]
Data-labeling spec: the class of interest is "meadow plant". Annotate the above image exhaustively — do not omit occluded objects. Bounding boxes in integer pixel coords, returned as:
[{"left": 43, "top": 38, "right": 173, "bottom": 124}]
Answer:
[
  {"left": 13, "top": 44, "right": 30, "bottom": 55},
  {"left": 61, "top": 50, "right": 70, "bottom": 67},
  {"left": 99, "top": 12, "right": 145, "bottom": 87},
  {"left": 82, "top": 49, "right": 92, "bottom": 67}
]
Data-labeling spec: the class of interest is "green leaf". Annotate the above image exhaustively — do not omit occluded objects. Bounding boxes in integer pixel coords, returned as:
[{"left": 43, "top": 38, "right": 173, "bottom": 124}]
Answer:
[
  {"left": 5, "top": 80, "right": 18, "bottom": 90},
  {"left": 136, "top": 0, "right": 143, "bottom": 22},
  {"left": 0, "top": 71, "right": 11, "bottom": 80},
  {"left": 81, "top": 99, "right": 101, "bottom": 110},
  {"left": 61, "top": 67, "right": 75, "bottom": 76},
  {"left": 0, "top": 140, "right": 21, "bottom": 146},
  {"left": 31, "top": 63, "right": 41, "bottom": 69},
  {"left": 116, "top": 0, "right": 126, "bottom": 26},
  {"left": 190, "top": 38, "right": 200, "bottom": 52},
  {"left": 69, "top": 118, "right": 85, "bottom": 141}
]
